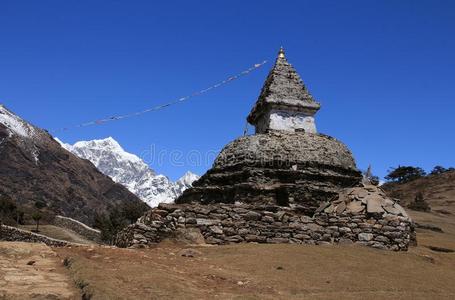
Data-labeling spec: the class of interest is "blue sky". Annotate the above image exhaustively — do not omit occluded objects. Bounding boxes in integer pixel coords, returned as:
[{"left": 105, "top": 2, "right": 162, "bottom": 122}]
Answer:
[{"left": 1, "top": 0, "right": 454, "bottom": 180}]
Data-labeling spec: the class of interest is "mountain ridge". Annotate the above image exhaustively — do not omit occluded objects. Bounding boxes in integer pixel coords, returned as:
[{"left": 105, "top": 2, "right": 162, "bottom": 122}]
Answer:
[
  {"left": 0, "top": 105, "right": 145, "bottom": 225},
  {"left": 57, "top": 137, "right": 199, "bottom": 207}
]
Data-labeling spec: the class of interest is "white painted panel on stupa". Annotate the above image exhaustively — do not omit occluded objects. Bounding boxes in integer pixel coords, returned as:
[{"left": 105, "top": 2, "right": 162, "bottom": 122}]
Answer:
[{"left": 268, "top": 110, "right": 317, "bottom": 133}]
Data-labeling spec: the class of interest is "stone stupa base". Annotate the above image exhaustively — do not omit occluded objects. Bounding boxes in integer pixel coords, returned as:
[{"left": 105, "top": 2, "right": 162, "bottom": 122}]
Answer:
[{"left": 115, "top": 185, "right": 415, "bottom": 251}]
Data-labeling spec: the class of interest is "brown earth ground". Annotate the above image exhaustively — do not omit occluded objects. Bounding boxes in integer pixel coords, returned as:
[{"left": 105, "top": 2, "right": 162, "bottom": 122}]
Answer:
[
  {"left": 52, "top": 209, "right": 454, "bottom": 300},
  {"left": 0, "top": 242, "right": 79, "bottom": 299},
  {"left": 1, "top": 211, "right": 454, "bottom": 299}
]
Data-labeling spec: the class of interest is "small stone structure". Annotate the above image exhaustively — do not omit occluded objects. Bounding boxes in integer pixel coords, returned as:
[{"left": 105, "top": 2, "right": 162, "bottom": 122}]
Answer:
[
  {"left": 53, "top": 215, "right": 101, "bottom": 242},
  {"left": 0, "top": 225, "right": 69, "bottom": 247},
  {"left": 116, "top": 48, "right": 415, "bottom": 251}
]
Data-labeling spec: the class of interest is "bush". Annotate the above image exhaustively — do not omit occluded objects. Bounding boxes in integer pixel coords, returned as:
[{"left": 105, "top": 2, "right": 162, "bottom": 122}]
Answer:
[
  {"left": 385, "top": 166, "right": 426, "bottom": 183},
  {"left": 94, "top": 201, "right": 149, "bottom": 244},
  {"left": 31, "top": 212, "right": 42, "bottom": 232},
  {"left": 430, "top": 165, "right": 454, "bottom": 175},
  {"left": 408, "top": 191, "right": 431, "bottom": 212},
  {"left": 0, "top": 195, "right": 24, "bottom": 225},
  {"left": 34, "top": 200, "right": 47, "bottom": 209}
]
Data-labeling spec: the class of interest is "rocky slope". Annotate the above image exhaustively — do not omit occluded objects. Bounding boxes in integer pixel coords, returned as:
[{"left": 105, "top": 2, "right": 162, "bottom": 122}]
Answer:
[
  {"left": 57, "top": 137, "right": 199, "bottom": 207},
  {"left": 0, "top": 105, "right": 144, "bottom": 225},
  {"left": 383, "top": 170, "right": 455, "bottom": 215}
]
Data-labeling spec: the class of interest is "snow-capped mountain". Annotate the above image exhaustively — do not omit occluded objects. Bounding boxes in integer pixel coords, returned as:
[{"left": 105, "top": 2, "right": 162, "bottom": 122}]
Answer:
[
  {"left": 56, "top": 137, "right": 199, "bottom": 207},
  {"left": 0, "top": 105, "right": 143, "bottom": 225},
  {"left": 0, "top": 105, "right": 36, "bottom": 139},
  {"left": 0, "top": 104, "right": 42, "bottom": 163}
]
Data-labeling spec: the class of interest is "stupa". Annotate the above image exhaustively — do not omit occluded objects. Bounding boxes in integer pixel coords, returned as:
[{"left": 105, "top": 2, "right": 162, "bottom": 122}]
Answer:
[
  {"left": 176, "top": 48, "right": 362, "bottom": 214},
  {"left": 115, "top": 49, "right": 414, "bottom": 251}
]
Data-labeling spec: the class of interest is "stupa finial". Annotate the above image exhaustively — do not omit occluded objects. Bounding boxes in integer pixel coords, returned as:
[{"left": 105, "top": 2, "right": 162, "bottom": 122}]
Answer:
[{"left": 278, "top": 46, "right": 285, "bottom": 59}]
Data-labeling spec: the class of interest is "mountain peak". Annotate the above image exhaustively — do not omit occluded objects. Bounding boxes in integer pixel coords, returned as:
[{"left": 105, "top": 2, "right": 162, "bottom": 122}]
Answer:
[
  {"left": 178, "top": 171, "right": 200, "bottom": 185},
  {"left": 73, "top": 136, "right": 121, "bottom": 149},
  {"left": 58, "top": 137, "right": 200, "bottom": 207},
  {"left": 0, "top": 104, "right": 36, "bottom": 139}
]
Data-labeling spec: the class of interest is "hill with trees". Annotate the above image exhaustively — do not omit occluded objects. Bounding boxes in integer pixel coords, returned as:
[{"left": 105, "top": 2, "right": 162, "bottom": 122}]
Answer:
[{"left": 382, "top": 166, "right": 455, "bottom": 215}]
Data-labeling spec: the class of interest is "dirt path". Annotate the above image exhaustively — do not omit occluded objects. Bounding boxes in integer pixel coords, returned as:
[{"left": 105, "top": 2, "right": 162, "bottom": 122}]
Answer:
[{"left": 0, "top": 242, "right": 79, "bottom": 299}]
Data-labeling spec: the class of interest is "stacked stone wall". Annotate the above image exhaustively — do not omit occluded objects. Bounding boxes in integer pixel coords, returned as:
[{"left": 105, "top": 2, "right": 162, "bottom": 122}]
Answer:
[
  {"left": 0, "top": 225, "right": 69, "bottom": 247},
  {"left": 53, "top": 215, "right": 101, "bottom": 242},
  {"left": 115, "top": 203, "right": 413, "bottom": 251}
]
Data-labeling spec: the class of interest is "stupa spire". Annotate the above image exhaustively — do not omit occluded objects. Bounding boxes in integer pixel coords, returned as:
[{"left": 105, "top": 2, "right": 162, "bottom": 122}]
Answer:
[{"left": 247, "top": 48, "right": 321, "bottom": 134}]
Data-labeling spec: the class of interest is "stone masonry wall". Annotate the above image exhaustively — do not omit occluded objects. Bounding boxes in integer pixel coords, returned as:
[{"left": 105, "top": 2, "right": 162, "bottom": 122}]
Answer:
[
  {"left": 53, "top": 215, "right": 101, "bottom": 242},
  {"left": 0, "top": 225, "right": 69, "bottom": 247},
  {"left": 115, "top": 203, "right": 413, "bottom": 251}
]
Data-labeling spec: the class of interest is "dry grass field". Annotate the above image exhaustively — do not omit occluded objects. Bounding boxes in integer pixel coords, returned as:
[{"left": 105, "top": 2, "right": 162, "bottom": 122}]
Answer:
[
  {"left": 48, "top": 210, "right": 454, "bottom": 300},
  {"left": 2, "top": 202, "right": 454, "bottom": 299}
]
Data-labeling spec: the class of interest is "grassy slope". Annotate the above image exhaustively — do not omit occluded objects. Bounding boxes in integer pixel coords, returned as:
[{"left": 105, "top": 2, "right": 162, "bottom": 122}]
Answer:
[
  {"left": 19, "top": 225, "right": 95, "bottom": 245},
  {"left": 382, "top": 170, "right": 455, "bottom": 215}
]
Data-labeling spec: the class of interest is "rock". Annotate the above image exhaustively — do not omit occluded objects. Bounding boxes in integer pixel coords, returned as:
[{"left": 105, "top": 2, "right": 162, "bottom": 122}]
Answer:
[
  {"left": 374, "top": 236, "right": 389, "bottom": 243},
  {"left": 179, "top": 248, "right": 203, "bottom": 257},
  {"left": 293, "top": 234, "right": 311, "bottom": 240},
  {"left": 238, "top": 228, "right": 250, "bottom": 235},
  {"left": 335, "top": 201, "right": 347, "bottom": 214},
  {"left": 133, "top": 233, "right": 146, "bottom": 240},
  {"left": 173, "top": 228, "right": 206, "bottom": 245},
  {"left": 338, "top": 238, "right": 353, "bottom": 245},
  {"left": 245, "top": 235, "right": 266, "bottom": 242},
  {"left": 358, "top": 233, "right": 374, "bottom": 241},
  {"left": 315, "top": 202, "right": 329, "bottom": 214},
  {"left": 346, "top": 201, "right": 364, "bottom": 213},
  {"left": 205, "top": 236, "right": 224, "bottom": 244},
  {"left": 209, "top": 226, "right": 224, "bottom": 235},
  {"left": 186, "top": 218, "right": 197, "bottom": 224},
  {"left": 244, "top": 211, "right": 262, "bottom": 221},
  {"left": 371, "top": 242, "right": 387, "bottom": 250},
  {"left": 394, "top": 204, "right": 409, "bottom": 218},
  {"left": 339, "top": 227, "right": 351, "bottom": 234},
  {"left": 366, "top": 197, "right": 385, "bottom": 213},
  {"left": 196, "top": 218, "right": 220, "bottom": 226},
  {"left": 262, "top": 216, "right": 275, "bottom": 223},
  {"left": 300, "top": 215, "right": 313, "bottom": 223},
  {"left": 225, "top": 235, "right": 244, "bottom": 242},
  {"left": 307, "top": 223, "right": 323, "bottom": 232},
  {"left": 26, "top": 260, "right": 36, "bottom": 266},
  {"left": 324, "top": 205, "right": 335, "bottom": 214},
  {"left": 274, "top": 211, "right": 286, "bottom": 220},
  {"left": 383, "top": 205, "right": 400, "bottom": 215}
]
